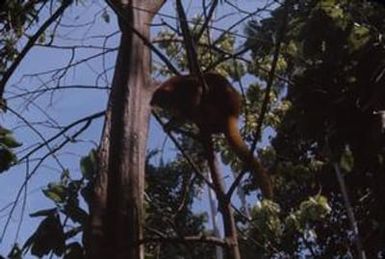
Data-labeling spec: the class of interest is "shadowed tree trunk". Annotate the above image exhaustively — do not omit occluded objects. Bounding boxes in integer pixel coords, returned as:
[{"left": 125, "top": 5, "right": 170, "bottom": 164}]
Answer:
[{"left": 86, "top": 1, "right": 165, "bottom": 258}]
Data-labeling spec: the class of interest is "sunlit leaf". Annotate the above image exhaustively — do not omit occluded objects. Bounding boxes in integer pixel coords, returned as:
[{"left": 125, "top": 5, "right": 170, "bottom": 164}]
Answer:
[
  {"left": 43, "top": 183, "right": 66, "bottom": 204},
  {"left": 30, "top": 208, "right": 57, "bottom": 218}
]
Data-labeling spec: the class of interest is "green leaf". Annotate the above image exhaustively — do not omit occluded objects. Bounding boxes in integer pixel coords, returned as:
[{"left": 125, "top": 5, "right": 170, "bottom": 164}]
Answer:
[
  {"left": 1, "top": 134, "right": 22, "bottom": 148},
  {"left": 65, "top": 227, "right": 83, "bottom": 240},
  {"left": 284, "top": 213, "right": 300, "bottom": 233},
  {"left": 43, "top": 183, "right": 66, "bottom": 204},
  {"left": 63, "top": 203, "right": 88, "bottom": 225},
  {"left": 0, "top": 148, "right": 17, "bottom": 173},
  {"left": 23, "top": 214, "right": 65, "bottom": 257},
  {"left": 251, "top": 200, "right": 282, "bottom": 238},
  {"left": 348, "top": 24, "right": 370, "bottom": 51},
  {"left": 30, "top": 208, "right": 57, "bottom": 218},
  {"left": 340, "top": 147, "right": 354, "bottom": 172},
  {"left": 0, "top": 98, "right": 7, "bottom": 112},
  {"left": 0, "top": 127, "right": 11, "bottom": 135},
  {"left": 298, "top": 195, "right": 331, "bottom": 222},
  {"left": 0, "top": 127, "right": 21, "bottom": 172},
  {"left": 80, "top": 149, "right": 97, "bottom": 180},
  {"left": 321, "top": 4, "right": 344, "bottom": 20}
]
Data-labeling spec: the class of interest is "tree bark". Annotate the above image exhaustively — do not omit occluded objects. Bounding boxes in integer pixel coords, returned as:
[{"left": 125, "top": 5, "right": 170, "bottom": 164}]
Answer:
[{"left": 86, "top": 1, "right": 165, "bottom": 258}]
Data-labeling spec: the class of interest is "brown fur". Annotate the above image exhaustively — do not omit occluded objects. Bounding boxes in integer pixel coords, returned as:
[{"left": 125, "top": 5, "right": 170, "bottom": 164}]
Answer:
[{"left": 151, "top": 72, "right": 273, "bottom": 199}]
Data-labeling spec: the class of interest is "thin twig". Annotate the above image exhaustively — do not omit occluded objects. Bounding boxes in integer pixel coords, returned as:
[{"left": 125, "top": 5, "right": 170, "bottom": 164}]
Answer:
[
  {"left": 7, "top": 85, "right": 110, "bottom": 101},
  {"left": 17, "top": 111, "right": 105, "bottom": 163},
  {"left": 196, "top": 0, "right": 219, "bottom": 41},
  {"left": 176, "top": 0, "right": 200, "bottom": 74},
  {"left": 333, "top": 162, "right": 367, "bottom": 259},
  {"left": 152, "top": 111, "right": 215, "bottom": 190},
  {"left": 1, "top": 114, "right": 98, "bottom": 241},
  {"left": 6, "top": 106, "right": 65, "bottom": 171},
  {"left": 250, "top": 1, "right": 289, "bottom": 152},
  {"left": 0, "top": 0, "right": 74, "bottom": 99},
  {"left": 14, "top": 157, "right": 29, "bottom": 243}
]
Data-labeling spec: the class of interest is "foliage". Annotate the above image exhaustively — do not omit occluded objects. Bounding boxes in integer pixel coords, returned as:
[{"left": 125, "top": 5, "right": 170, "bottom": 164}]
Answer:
[
  {"left": 155, "top": 17, "right": 246, "bottom": 80},
  {"left": 2, "top": 0, "right": 385, "bottom": 258},
  {"left": 0, "top": 126, "right": 21, "bottom": 173},
  {"left": 22, "top": 149, "right": 96, "bottom": 258},
  {"left": 145, "top": 158, "right": 214, "bottom": 258},
  {"left": 245, "top": 0, "right": 385, "bottom": 257},
  {"left": 23, "top": 209, "right": 66, "bottom": 257},
  {"left": 240, "top": 195, "right": 331, "bottom": 258},
  {"left": 0, "top": 1, "right": 47, "bottom": 76}
]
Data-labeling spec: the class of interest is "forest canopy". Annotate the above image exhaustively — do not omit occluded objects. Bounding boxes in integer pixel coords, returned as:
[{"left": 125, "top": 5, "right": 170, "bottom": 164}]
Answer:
[{"left": 0, "top": 0, "right": 384, "bottom": 258}]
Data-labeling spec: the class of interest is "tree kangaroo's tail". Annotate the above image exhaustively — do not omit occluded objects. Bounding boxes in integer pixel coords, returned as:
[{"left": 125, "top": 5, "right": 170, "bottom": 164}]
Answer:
[{"left": 225, "top": 116, "right": 273, "bottom": 199}]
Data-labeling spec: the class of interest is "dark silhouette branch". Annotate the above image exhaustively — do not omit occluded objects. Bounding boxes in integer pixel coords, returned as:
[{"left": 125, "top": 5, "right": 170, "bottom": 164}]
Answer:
[
  {"left": 250, "top": 0, "right": 288, "bottom": 153},
  {"left": 196, "top": 0, "right": 219, "bottom": 41},
  {"left": 175, "top": 0, "right": 209, "bottom": 98},
  {"left": 175, "top": 0, "right": 200, "bottom": 74},
  {"left": 1, "top": 112, "right": 99, "bottom": 241},
  {"left": 152, "top": 111, "right": 215, "bottom": 190},
  {"left": 0, "top": 0, "right": 74, "bottom": 100},
  {"left": 105, "top": 0, "right": 179, "bottom": 75},
  {"left": 18, "top": 111, "right": 105, "bottom": 163}
]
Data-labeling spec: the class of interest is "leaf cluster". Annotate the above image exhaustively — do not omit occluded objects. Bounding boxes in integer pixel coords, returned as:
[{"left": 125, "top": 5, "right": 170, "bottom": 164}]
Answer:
[
  {"left": 22, "top": 149, "right": 97, "bottom": 258},
  {"left": 245, "top": 0, "right": 385, "bottom": 256},
  {"left": 0, "top": 126, "right": 21, "bottom": 173}
]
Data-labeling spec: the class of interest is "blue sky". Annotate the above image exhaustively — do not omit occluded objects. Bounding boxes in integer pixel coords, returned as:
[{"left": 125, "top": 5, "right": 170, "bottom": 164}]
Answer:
[{"left": 0, "top": 0, "right": 272, "bottom": 256}]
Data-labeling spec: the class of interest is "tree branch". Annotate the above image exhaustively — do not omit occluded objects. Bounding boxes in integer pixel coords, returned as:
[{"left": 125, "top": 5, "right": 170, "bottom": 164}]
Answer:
[
  {"left": 250, "top": 0, "right": 289, "bottom": 153},
  {"left": 1, "top": 112, "right": 99, "bottom": 241},
  {"left": 18, "top": 111, "right": 105, "bottom": 163},
  {"left": 0, "top": 0, "right": 74, "bottom": 100},
  {"left": 196, "top": 0, "right": 219, "bottom": 41},
  {"left": 105, "top": 0, "right": 179, "bottom": 76},
  {"left": 152, "top": 111, "right": 216, "bottom": 191}
]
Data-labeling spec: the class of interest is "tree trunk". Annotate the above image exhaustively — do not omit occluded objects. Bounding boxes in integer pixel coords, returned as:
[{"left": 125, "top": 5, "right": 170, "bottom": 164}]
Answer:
[{"left": 86, "top": 1, "right": 165, "bottom": 258}]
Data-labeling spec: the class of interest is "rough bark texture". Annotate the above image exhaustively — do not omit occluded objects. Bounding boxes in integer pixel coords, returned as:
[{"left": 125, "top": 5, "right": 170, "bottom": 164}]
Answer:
[{"left": 86, "top": 1, "right": 165, "bottom": 258}]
